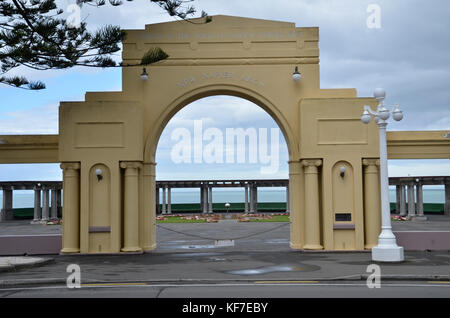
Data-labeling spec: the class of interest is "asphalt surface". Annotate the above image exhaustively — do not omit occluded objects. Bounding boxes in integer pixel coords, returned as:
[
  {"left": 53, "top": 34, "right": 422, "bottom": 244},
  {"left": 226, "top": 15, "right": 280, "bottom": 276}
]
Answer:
[
  {"left": 1, "top": 281, "right": 450, "bottom": 298},
  {"left": 0, "top": 216, "right": 449, "bottom": 300}
]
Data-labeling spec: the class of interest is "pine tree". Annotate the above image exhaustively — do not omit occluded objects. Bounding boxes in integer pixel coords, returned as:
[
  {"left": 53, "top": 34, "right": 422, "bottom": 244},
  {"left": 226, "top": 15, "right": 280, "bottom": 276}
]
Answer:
[{"left": 0, "top": 0, "right": 208, "bottom": 89}]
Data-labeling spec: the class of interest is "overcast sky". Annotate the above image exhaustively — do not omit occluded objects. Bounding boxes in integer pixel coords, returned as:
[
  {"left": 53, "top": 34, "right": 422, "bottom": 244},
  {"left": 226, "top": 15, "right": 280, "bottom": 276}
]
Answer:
[{"left": 0, "top": 0, "right": 449, "bottom": 181}]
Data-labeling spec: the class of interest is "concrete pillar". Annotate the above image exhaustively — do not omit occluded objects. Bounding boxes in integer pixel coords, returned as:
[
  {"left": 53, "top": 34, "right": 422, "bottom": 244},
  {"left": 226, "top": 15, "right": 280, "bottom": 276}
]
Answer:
[
  {"left": 249, "top": 185, "right": 258, "bottom": 213},
  {"left": 1, "top": 188, "right": 13, "bottom": 221},
  {"left": 249, "top": 184, "right": 257, "bottom": 213},
  {"left": 395, "top": 185, "right": 401, "bottom": 214},
  {"left": 301, "top": 159, "right": 323, "bottom": 250},
  {"left": 50, "top": 187, "right": 58, "bottom": 220},
  {"left": 415, "top": 182, "right": 427, "bottom": 220},
  {"left": 162, "top": 185, "right": 166, "bottom": 214},
  {"left": 200, "top": 186, "right": 205, "bottom": 213},
  {"left": 60, "top": 163, "right": 81, "bottom": 254},
  {"left": 202, "top": 185, "right": 208, "bottom": 213},
  {"left": 289, "top": 160, "right": 305, "bottom": 249},
  {"left": 445, "top": 182, "right": 450, "bottom": 216},
  {"left": 57, "top": 189, "right": 62, "bottom": 218},
  {"left": 286, "top": 185, "right": 290, "bottom": 213},
  {"left": 156, "top": 187, "right": 160, "bottom": 215},
  {"left": 253, "top": 185, "right": 258, "bottom": 212},
  {"left": 120, "top": 162, "right": 142, "bottom": 252},
  {"left": 167, "top": 187, "right": 172, "bottom": 214},
  {"left": 399, "top": 185, "right": 407, "bottom": 216},
  {"left": 407, "top": 183, "right": 416, "bottom": 219},
  {"left": 362, "top": 159, "right": 381, "bottom": 249},
  {"left": 244, "top": 184, "right": 249, "bottom": 213},
  {"left": 208, "top": 186, "right": 213, "bottom": 213},
  {"left": 32, "top": 187, "right": 41, "bottom": 224},
  {"left": 41, "top": 188, "right": 50, "bottom": 222}
]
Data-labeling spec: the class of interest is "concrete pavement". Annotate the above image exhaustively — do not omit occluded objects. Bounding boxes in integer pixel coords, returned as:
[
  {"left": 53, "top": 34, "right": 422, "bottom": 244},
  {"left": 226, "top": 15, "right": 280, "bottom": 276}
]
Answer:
[
  {"left": 0, "top": 256, "right": 53, "bottom": 273},
  {"left": 0, "top": 216, "right": 449, "bottom": 289},
  {"left": 1, "top": 249, "right": 449, "bottom": 288}
]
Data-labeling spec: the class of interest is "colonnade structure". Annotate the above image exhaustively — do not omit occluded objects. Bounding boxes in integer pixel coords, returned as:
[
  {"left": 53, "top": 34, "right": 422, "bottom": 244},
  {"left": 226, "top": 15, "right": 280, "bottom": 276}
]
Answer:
[
  {"left": 157, "top": 179, "right": 289, "bottom": 214},
  {"left": 3, "top": 176, "right": 448, "bottom": 219},
  {"left": 0, "top": 181, "right": 62, "bottom": 222},
  {"left": 390, "top": 176, "right": 450, "bottom": 219},
  {"left": 0, "top": 16, "right": 449, "bottom": 254}
]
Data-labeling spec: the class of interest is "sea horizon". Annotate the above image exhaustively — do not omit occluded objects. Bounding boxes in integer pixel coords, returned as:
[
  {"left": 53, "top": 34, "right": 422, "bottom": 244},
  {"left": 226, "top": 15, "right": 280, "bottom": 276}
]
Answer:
[{"left": 1, "top": 188, "right": 446, "bottom": 208}]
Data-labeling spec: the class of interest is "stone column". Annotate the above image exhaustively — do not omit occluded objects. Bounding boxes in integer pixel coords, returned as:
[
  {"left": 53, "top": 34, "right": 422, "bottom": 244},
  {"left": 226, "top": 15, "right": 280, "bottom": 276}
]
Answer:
[
  {"left": 50, "top": 187, "right": 58, "bottom": 220},
  {"left": 253, "top": 185, "right": 258, "bottom": 212},
  {"left": 301, "top": 159, "right": 323, "bottom": 250},
  {"left": 286, "top": 185, "right": 290, "bottom": 213},
  {"left": 57, "top": 189, "right": 62, "bottom": 218},
  {"left": 395, "top": 185, "right": 401, "bottom": 214},
  {"left": 399, "top": 185, "right": 407, "bottom": 216},
  {"left": 120, "top": 162, "right": 142, "bottom": 252},
  {"left": 202, "top": 185, "right": 208, "bottom": 214},
  {"left": 362, "top": 159, "right": 381, "bottom": 249},
  {"left": 445, "top": 182, "right": 450, "bottom": 216},
  {"left": 407, "top": 183, "right": 416, "bottom": 219},
  {"left": 289, "top": 160, "right": 305, "bottom": 249},
  {"left": 32, "top": 186, "right": 41, "bottom": 224},
  {"left": 249, "top": 184, "right": 255, "bottom": 213},
  {"left": 60, "top": 163, "right": 81, "bottom": 254},
  {"left": 41, "top": 187, "right": 50, "bottom": 222},
  {"left": 208, "top": 186, "right": 213, "bottom": 213},
  {"left": 199, "top": 185, "right": 203, "bottom": 213},
  {"left": 415, "top": 182, "right": 427, "bottom": 220},
  {"left": 244, "top": 184, "right": 249, "bottom": 213},
  {"left": 167, "top": 187, "right": 172, "bottom": 214},
  {"left": 1, "top": 188, "right": 13, "bottom": 221},
  {"left": 161, "top": 185, "right": 166, "bottom": 214},
  {"left": 156, "top": 187, "right": 160, "bottom": 215}
]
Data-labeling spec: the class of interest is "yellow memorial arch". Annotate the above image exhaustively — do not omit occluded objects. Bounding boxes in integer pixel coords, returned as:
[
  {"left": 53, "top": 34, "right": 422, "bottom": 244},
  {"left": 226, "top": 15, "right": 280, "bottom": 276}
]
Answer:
[{"left": 1, "top": 16, "right": 449, "bottom": 254}]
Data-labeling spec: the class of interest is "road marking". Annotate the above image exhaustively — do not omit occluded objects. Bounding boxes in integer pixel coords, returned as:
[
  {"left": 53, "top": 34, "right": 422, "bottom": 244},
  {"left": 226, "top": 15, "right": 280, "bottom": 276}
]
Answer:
[
  {"left": 2, "top": 281, "right": 450, "bottom": 292},
  {"left": 81, "top": 283, "right": 147, "bottom": 287},
  {"left": 255, "top": 281, "right": 319, "bottom": 284}
]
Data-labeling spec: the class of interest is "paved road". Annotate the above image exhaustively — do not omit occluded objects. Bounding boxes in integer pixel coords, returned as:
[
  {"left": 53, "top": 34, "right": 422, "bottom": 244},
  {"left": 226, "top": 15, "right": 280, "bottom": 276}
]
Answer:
[
  {"left": 1, "top": 216, "right": 449, "bottom": 305},
  {"left": 1, "top": 280, "right": 449, "bottom": 298},
  {"left": 1, "top": 250, "right": 450, "bottom": 283}
]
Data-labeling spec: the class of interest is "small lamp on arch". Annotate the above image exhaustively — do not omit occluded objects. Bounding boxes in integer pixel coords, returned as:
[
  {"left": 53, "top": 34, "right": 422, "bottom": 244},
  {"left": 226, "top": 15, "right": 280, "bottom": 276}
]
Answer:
[
  {"left": 339, "top": 166, "right": 346, "bottom": 178},
  {"left": 140, "top": 67, "right": 149, "bottom": 81},
  {"left": 95, "top": 168, "right": 103, "bottom": 182},
  {"left": 292, "top": 66, "right": 302, "bottom": 82}
]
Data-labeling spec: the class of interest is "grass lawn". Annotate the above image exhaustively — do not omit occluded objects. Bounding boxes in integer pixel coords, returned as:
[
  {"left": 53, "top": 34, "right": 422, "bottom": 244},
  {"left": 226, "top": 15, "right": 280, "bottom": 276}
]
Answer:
[
  {"left": 157, "top": 216, "right": 208, "bottom": 223},
  {"left": 156, "top": 214, "right": 290, "bottom": 223},
  {"left": 248, "top": 215, "right": 290, "bottom": 222}
]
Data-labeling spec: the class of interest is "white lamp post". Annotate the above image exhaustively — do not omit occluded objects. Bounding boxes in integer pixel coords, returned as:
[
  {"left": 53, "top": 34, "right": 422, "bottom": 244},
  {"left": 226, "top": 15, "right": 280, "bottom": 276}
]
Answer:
[{"left": 361, "top": 88, "right": 404, "bottom": 262}]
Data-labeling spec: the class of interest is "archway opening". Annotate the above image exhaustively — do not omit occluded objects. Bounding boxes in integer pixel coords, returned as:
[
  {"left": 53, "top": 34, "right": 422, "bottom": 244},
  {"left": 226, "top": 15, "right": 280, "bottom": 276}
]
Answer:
[{"left": 154, "top": 95, "right": 290, "bottom": 252}]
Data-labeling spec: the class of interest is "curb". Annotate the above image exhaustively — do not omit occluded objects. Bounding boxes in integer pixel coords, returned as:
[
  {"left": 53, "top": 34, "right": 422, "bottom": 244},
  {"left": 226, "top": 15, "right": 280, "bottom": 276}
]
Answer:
[
  {"left": 0, "top": 258, "right": 54, "bottom": 274},
  {"left": 2, "top": 274, "right": 450, "bottom": 288}
]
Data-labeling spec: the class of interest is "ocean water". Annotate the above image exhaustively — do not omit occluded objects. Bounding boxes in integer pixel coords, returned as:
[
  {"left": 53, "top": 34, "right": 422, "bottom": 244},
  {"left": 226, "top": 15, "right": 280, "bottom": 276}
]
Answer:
[{"left": 0, "top": 187, "right": 445, "bottom": 208}]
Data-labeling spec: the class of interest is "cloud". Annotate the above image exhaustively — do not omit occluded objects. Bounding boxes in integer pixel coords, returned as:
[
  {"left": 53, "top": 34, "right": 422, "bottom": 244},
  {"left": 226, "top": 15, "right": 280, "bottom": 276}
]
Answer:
[
  {"left": 0, "top": 103, "right": 59, "bottom": 134},
  {"left": 3, "top": 1, "right": 449, "bottom": 181}
]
